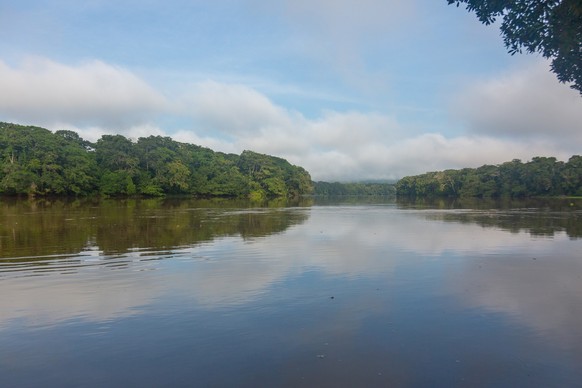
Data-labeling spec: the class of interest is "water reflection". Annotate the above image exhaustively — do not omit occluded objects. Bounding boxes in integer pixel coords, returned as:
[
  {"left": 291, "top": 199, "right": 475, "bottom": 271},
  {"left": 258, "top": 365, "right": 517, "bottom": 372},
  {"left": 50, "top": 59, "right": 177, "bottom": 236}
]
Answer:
[
  {"left": 449, "top": 248, "right": 582, "bottom": 354},
  {"left": 396, "top": 196, "right": 582, "bottom": 211},
  {"left": 397, "top": 197, "right": 582, "bottom": 238},
  {"left": 1, "top": 198, "right": 582, "bottom": 386},
  {"left": 0, "top": 198, "right": 312, "bottom": 327},
  {"left": 0, "top": 197, "right": 312, "bottom": 261},
  {"left": 3, "top": 200, "right": 578, "bottom": 323}
]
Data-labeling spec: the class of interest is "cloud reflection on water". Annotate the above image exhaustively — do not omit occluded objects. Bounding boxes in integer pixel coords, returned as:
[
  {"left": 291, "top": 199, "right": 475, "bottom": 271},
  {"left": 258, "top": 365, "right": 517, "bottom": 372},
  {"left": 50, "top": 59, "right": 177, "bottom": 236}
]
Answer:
[{"left": 1, "top": 202, "right": 580, "bottom": 347}]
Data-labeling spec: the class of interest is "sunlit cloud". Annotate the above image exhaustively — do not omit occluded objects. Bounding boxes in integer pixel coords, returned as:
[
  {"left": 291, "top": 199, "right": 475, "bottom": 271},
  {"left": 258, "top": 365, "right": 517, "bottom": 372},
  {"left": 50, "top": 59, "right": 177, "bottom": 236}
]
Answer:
[
  {"left": 0, "top": 56, "right": 579, "bottom": 181},
  {"left": 453, "top": 60, "right": 582, "bottom": 147},
  {"left": 0, "top": 57, "right": 167, "bottom": 129},
  {"left": 54, "top": 122, "right": 168, "bottom": 143},
  {"left": 171, "top": 80, "right": 571, "bottom": 180},
  {"left": 177, "top": 80, "right": 294, "bottom": 137}
]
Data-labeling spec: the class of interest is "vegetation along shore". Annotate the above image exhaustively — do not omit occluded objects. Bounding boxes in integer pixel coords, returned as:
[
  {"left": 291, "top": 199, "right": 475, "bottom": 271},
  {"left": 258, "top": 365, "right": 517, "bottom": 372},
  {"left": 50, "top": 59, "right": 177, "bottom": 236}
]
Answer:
[
  {"left": 0, "top": 122, "right": 312, "bottom": 199},
  {"left": 2, "top": 122, "right": 580, "bottom": 200}
]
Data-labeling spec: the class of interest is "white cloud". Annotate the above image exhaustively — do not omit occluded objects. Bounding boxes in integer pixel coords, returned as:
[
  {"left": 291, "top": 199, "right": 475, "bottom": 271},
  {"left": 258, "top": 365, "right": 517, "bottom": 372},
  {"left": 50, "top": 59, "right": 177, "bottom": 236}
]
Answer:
[
  {"left": 172, "top": 129, "right": 238, "bottom": 154},
  {"left": 173, "top": 81, "right": 572, "bottom": 180},
  {"left": 370, "top": 134, "right": 568, "bottom": 178},
  {"left": 0, "top": 57, "right": 167, "bottom": 128},
  {"left": 54, "top": 122, "right": 168, "bottom": 143},
  {"left": 177, "top": 80, "right": 293, "bottom": 137},
  {"left": 453, "top": 60, "right": 582, "bottom": 148},
  {"left": 1, "top": 56, "right": 578, "bottom": 181}
]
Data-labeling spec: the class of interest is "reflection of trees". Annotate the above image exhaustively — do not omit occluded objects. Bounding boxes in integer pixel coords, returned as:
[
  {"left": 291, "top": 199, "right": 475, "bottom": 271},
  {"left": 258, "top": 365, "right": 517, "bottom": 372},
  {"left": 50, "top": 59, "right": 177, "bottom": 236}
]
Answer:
[
  {"left": 313, "top": 196, "right": 396, "bottom": 206},
  {"left": 0, "top": 197, "right": 312, "bottom": 261},
  {"left": 0, "top": 198, "right": 96, "bottom": 261},
  {"left": 396, "top": 197, "right": 582, "bottom": 238},
  {"left": 432, "top": 211, "right": 582, "bottom": 239}
]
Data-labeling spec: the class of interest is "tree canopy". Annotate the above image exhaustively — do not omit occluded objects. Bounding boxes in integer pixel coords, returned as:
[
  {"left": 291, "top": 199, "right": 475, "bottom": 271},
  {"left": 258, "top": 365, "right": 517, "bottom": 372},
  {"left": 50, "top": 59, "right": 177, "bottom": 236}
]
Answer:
[
  {"left": 448, "top": 0, "right": 582, "bottom": 94},
  {"left": 313, "top": 181, "right": 396, "bottom": 196},
  {"left": 0, "top": 122, "right": 313, "bottom": 199},
  {"left": 396, "top": 155, "right": 582, "bottom": 198}
]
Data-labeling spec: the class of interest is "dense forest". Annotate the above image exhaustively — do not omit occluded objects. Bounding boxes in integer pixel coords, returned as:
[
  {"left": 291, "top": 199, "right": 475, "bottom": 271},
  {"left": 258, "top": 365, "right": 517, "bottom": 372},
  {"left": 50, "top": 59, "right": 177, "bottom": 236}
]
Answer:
[
  {"left": 396, "top": 156, "right": 582, "bottom": 198},
  {"left": 313, "top": 181, "right": 395, "bottom": 196},
  {"left": 0, "top": 122, "right": 313, "bottom": 199}
]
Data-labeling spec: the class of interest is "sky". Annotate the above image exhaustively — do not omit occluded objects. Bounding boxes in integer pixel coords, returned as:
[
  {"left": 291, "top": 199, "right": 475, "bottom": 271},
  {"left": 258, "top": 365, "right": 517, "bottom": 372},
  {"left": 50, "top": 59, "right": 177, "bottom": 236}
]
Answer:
[{"left": 1, "top": 0, "right": 581, "bottom": 181}]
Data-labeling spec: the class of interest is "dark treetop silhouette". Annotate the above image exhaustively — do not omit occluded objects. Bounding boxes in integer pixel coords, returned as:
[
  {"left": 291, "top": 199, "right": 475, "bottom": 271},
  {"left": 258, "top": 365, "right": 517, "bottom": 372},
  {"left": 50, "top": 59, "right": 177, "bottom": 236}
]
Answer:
[{"left": 448, "top": 0, "right": 582, "bottom": 94}]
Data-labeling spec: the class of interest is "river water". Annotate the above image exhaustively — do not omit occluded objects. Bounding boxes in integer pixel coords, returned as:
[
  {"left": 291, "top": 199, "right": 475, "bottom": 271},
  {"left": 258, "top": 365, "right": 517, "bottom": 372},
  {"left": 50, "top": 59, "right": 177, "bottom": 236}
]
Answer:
[{"left": 1, "top": 197, "right": 581, "bottom": 387}]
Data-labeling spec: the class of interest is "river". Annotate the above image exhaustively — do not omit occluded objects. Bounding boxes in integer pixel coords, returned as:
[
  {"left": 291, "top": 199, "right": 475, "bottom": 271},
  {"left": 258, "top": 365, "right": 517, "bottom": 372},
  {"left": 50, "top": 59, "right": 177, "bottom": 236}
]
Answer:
[{"left": 1, "top": 197, "right": 581, "bottom": 387}]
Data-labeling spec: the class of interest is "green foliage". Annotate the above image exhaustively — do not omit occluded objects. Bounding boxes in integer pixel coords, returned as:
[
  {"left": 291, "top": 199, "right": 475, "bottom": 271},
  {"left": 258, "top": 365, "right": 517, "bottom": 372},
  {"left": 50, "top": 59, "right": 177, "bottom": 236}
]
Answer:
[
  {"left": 96, "top": 134, "right": 138, "bottom": 172},
  {"left": 313, "top": 181, "right": 396, "bottom": 196},
  {"left": 448, "top": 0, "right": 582, "bottom": 94},
  {"left": 238, "top": 150, "right": 313, "bottom": 199},
  {"left": 0, "top": 122, "right": 313, "bottom": 199},
  {"left": 561, "top": 155, "right": 582, "bottom": 195},
  {"left": 0, "top": 123, "right": 98, "bottom": 196},
  {"left": 396, "top": 155, "right": 582, "bottom": 198},
  {"left": 99, "top": 171, "right": 136, "bottom": 196}
]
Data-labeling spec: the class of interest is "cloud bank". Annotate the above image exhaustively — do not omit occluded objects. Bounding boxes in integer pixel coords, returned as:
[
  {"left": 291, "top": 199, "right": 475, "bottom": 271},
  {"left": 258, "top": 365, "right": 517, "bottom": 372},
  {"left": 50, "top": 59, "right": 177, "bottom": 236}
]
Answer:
[
  {"left": 173, "top": 61, "right": 580, "bottom": 180},
  {"left": 454, "top": 60, "right": 582, "bottom": 149},
  {"left": 0, "top": 57, "right": 167, "bottom": 128},
  {"left": 1, "top": 57, "right": 580, "bottom": 181}
]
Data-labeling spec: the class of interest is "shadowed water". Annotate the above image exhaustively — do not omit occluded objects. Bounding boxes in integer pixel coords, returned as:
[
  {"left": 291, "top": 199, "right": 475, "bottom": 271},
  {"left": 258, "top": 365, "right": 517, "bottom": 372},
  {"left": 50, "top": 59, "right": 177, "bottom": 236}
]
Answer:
[{"left": 1, "top": 197, "right": 581, "bottom": 387}]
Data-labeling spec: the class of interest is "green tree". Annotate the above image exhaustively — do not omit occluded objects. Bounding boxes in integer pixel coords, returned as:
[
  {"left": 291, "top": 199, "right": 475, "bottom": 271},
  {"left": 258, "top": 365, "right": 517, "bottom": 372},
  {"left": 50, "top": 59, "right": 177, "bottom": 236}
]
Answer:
[
  {"left": 498, "top": 159, "right": 526, "bottom": 197},
  {"left": 0, "top": 163, "right": 37, "bottom": 194},
  {"left": 523, "top": 156, "right": 561, "bottom": 195},
  {"left": 55, "top": 130, "right": 97, "bottom": 195},
  {"left": 286, "top": 167, "right": 314, "bottom": 198},
  {"left": 448, "top": 0, "right": 582, "bottom": 94},
  {"left": 561, "top": 155, "right": 582, "bottom": 195},
  {"left": 95, "top": 135, "right": 138, "bottom": 172},
  {"left": 99, "top": 171, "right": 137, "bottom": 196},
  {"left": 95, "top": 135, "right": 138, "bottom": 196},
  {"left": 0, "top": 122, "right": 313, "bottom": 199},
  {"left": 0, "top": 123, "right": 97, "bottom": 195},
  {"left": 314, "top": 181, "right": 395, "bottom": 196},
  {"left": 238, "top": 150, "right": 312, "bottom": 199},
  {"left": 397, "top": 155, "right": 582, "bottom": 199}
]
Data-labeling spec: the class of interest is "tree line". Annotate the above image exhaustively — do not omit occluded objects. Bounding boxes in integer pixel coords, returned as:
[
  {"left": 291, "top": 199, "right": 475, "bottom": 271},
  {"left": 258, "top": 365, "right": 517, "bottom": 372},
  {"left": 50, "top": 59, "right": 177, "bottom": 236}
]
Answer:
[
  {"left": 396, "top": 156, "right": 582, "bottom": 198},
  {"left": 0, "top": 122, "right": 313, "bottom": 199},
  {"left": 313, "top": 181, "right": 395, "bottom": 196}
]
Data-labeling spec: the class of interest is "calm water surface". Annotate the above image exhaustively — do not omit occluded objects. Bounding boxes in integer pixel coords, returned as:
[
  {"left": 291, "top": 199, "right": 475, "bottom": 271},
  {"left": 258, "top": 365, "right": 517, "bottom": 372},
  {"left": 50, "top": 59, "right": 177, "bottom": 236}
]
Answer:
[{"left": 1, "top": 197, "right": 582, "bottom": 387}]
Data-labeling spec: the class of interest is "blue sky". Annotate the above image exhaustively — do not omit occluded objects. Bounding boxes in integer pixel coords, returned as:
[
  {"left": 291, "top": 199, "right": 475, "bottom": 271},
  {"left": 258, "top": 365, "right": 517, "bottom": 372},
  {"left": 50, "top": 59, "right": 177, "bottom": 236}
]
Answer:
[{"left": 1, "top": 0, "right": 581, "bottom": 181}]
